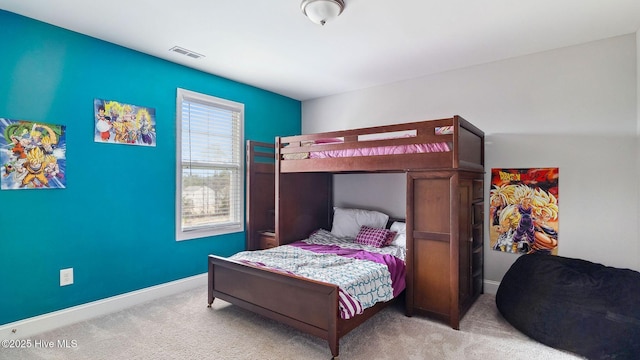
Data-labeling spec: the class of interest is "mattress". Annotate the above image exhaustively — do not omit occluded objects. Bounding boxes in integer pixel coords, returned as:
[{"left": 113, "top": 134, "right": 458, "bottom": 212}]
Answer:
[
  {"left": 282, "top": 131, "right": 452, "bottom": 160},
  {"left": 309, "top": 141, "right": 450, "bottom": 159}
]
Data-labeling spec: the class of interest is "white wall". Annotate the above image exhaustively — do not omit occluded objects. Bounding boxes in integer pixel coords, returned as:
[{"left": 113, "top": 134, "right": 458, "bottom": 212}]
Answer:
[
  {"left": 303, "top": 34, "right": 640, "bottom": 285},
  {"left": 334, "top": 173, "right": 406, "bottom": 219}
]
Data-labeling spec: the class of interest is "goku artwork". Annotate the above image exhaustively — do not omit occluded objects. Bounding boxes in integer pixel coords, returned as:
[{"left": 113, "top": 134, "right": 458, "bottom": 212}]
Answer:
[
  {"left": 94, "top": 98, "right": 156, "bottom": 146},
  {"left": 1, "top": 119, "right": 66, "bottom": 190},
  {"left": 490, "top": 168, "right": 559, "bottom": 255}
]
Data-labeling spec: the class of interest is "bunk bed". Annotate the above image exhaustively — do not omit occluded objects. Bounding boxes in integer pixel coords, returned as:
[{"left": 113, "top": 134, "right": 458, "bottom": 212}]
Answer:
[{"left": 208, "top": 115, "right": 485, "bottom": 358}]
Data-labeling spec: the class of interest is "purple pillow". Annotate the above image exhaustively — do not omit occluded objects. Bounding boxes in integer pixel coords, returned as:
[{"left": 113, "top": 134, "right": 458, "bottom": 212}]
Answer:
[
  {"left": 384, "top": 230, "right": 398, "bottom": 246},
  {"left": 355, "top": 225, "right": 391, "bottom": 248}
]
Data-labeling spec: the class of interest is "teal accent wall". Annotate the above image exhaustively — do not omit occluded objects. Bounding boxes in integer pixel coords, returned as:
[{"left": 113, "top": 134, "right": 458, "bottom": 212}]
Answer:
[{"left": 0, "top": 10, "right": 301, "bottom": 325}]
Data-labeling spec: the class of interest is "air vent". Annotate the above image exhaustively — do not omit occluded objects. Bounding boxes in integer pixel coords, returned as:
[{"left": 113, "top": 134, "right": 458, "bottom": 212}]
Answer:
[{"left": 169, "top": 46, "right": 205, "bottom": 59}]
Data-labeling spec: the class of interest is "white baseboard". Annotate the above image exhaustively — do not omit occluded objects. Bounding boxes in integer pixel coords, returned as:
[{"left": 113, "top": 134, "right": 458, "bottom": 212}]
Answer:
[
  {"left": 484, "top": 279, "right": 500, "bottom": 295},
  {"left": 0, "top": 273, "right": 207, "bottom": 339}
]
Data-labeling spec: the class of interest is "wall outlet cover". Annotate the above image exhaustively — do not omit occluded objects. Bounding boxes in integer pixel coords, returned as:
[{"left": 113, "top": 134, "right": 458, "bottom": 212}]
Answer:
[{"left": 60, "top": 268, "right": 74, "bottom": 286}]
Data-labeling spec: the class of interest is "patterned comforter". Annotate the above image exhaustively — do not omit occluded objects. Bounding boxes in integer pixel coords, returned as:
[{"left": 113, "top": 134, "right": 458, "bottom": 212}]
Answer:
[{"left": 229, "top": 229, "right": 406, "bottom": 319}]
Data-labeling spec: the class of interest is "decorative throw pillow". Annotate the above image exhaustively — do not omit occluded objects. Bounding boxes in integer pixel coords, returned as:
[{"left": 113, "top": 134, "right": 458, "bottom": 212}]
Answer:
[
  {"left": 384, "top": 230, "right": 398, "bottom": 246},
  {"left": 355, "top": 225, "right": 391, "bottom": 248},
  {"left": 331, "top": 207, "right": 389, "bottom": 238}
]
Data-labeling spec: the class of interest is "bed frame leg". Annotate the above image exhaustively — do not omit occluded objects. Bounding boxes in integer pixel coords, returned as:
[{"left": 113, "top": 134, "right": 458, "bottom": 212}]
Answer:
[
  {"left": 208, "top": 257, "right": 215, "bottom": 308},
  {"left": 329, "top": 338, "right": 339, "bottom": 359}
]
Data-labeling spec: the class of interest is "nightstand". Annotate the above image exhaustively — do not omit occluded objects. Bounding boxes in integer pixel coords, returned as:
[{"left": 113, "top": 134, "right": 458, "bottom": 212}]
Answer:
[{"left": 258, "top": 230, "right": 277, "bottom": 249}]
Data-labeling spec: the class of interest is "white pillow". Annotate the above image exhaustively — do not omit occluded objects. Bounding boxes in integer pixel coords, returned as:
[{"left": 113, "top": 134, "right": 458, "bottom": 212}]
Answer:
[
  {"left": 390, "top": 221, "right": 406, "bottom": 234},
  {"left": 331, "top": 207, "right": 389, "bottom": 238},
  {"left": 390, "top": 221, "right": 407, "bottom": 247}
]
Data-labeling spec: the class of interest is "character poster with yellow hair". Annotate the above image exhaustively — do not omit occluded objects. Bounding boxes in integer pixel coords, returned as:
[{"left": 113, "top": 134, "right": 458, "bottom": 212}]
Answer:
[
  {"left": 490, "top": 168, "right": 559, "bottom": 255},
  {"left": 1, "top": 119, "right": 66, "bottom": 190},
  {"left": 94, "top": 98, "right": 156, "bottom": 146}
]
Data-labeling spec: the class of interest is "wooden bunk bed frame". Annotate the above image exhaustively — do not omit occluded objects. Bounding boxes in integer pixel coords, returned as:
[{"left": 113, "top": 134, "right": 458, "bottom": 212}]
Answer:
[{"left": 208, "top": 115, "right": 485, "bottom": 358}]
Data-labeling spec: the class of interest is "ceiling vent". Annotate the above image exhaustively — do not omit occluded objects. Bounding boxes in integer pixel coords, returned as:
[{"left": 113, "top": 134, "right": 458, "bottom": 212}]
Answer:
[{"left": 169, "top": 46, "right": 204, "bottom": 59}]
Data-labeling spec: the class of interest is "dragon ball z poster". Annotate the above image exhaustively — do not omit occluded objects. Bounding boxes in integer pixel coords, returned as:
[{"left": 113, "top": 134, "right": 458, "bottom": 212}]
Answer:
[
  {"left": 94, "top": 98, "right": 156, "bottom": 146},
  {"left": 1, "top": 119, "right": 66, "bottom": 190},
  {"left": 490, "top": 168, "right": 559, "bottom": 255}
]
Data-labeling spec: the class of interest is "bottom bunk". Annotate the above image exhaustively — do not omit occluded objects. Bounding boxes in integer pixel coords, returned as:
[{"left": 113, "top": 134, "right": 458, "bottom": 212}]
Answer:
[
  {"left": 208, "top": 256, "right": 398, "bottom": 358},
  {"left": 207, "top": 222, "right": 406, "bottom": 358}
]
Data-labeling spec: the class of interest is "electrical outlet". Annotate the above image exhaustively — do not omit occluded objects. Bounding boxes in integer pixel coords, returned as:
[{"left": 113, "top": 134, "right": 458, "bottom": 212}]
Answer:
[{"left": 60, "top": 268, "right": 74, "bottom": 286}]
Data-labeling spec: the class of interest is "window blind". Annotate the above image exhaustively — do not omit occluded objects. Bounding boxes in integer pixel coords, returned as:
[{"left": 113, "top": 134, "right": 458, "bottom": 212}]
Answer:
[{"left": 176, "top": 89, "right": 244, "bottom": 240}]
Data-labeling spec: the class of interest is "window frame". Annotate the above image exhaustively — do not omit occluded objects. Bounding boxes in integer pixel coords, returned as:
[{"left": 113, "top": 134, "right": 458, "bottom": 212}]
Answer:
[{"left": 175, "top": 88, "right": 245, "bottom": 241}]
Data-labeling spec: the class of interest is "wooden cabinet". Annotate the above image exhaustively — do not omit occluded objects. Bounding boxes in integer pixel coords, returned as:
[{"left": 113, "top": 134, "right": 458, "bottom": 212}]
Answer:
[{"left": 406, "top": 170, "right": 483, "bottom": 329}]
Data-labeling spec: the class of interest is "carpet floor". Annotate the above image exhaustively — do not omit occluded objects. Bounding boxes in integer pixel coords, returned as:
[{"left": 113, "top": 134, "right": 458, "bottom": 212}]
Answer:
[{"left": 2, "top": 287, "right": 583, "bottom": 360}]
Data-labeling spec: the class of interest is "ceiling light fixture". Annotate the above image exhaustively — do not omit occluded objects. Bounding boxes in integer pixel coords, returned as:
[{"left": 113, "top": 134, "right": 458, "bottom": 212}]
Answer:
[{"left": 301, "top": 0, "right": 345, "bottom": 26}]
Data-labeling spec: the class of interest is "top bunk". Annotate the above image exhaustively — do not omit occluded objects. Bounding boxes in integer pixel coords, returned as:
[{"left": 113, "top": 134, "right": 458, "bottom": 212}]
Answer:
[{"left": 276, "top": 115, "right": 484, "bottom": 173}]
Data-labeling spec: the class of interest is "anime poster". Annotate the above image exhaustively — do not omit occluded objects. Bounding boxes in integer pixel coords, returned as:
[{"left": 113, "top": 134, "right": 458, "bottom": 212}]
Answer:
[
  {"left": 1, "top": 119, "right": 66, "bottom": 190},
  {"left": 94, "top": 99, "right": 156, "bottom": 146},
  {"left": 490, "top": 168, "right": 559, "bottom": 255}
]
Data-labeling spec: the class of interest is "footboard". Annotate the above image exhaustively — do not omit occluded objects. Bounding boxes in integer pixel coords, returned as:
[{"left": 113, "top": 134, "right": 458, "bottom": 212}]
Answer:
[{"left": 207, "top": 255, "right": 341, "bottom": 357}]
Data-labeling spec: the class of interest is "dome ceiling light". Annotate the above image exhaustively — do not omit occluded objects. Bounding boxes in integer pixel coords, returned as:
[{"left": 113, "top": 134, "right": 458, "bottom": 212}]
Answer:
[{"left": 301, "top": 0, "right": 345, "bottom": 26}]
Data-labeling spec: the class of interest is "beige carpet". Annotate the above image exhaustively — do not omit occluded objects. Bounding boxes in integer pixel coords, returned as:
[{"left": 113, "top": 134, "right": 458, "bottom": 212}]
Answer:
[{"left": 2, "top": 287, "right": 582, "bottom": 360}]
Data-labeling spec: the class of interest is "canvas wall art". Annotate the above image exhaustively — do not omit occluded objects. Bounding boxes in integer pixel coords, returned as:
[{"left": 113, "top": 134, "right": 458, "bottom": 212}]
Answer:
[
  {"left": 490, "top": 167, "right": 559, "bottom": 255},
  {"left": 94, "top": 98, "right": 156, "bottom": 146},
  {"left": 1, "top": 119, "right": 66, "bottom": 189}
]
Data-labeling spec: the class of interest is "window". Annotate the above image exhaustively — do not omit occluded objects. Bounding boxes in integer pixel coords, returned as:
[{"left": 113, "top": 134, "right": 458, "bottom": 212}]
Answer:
[{"left": 176, "top": 88, "right": 244, "bottom": 241}]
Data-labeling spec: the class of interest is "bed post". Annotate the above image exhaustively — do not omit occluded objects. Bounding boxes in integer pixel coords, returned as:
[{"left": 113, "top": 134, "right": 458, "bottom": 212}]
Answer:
[
  {"left": 207, "top": 256, "right": 214, "bottom": 307},
  {"left": 452, "top": 115, "right": 461, "bottom": 169},
  {"left": 328, "top": 288, "right": 339, "bottom": 359}
]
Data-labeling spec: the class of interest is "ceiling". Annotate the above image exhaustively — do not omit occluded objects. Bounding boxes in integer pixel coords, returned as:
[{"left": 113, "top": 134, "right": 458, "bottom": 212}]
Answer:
[{"left": 2, "top": 0, "right": 640, "bottom": 101}]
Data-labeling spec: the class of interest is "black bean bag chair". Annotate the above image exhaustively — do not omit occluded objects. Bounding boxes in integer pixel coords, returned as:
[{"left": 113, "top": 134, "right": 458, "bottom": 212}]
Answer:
[{"left": 496, "top": 253, "right": 640, "bottom": 359}]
